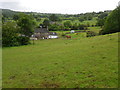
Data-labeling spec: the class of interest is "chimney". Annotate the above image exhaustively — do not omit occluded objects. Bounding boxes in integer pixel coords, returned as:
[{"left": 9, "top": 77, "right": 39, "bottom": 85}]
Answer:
[{"left": 47, "top": 26, "right": 48, "bottom": 30}]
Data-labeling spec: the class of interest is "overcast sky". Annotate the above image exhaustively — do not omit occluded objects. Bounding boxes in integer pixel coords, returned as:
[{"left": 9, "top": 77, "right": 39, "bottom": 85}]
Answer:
[{"left": 0, "top": 0, "right": 119, "bottom": 14}]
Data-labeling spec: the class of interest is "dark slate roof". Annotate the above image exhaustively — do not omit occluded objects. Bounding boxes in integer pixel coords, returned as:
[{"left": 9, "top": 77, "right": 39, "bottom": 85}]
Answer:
[{"left": 34, "top": 28, "right": 49, "bottom": 33}]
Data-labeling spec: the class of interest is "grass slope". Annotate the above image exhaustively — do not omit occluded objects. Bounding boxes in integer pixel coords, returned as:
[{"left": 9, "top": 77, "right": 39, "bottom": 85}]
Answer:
[{"left": 3, "top": 33, "right": 118, "bottom": 88}]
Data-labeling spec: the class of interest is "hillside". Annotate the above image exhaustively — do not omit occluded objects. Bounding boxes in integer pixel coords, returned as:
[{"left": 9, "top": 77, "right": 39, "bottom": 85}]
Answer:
[
  {"left": 2, "top": 9, "right": 112, "bottom": 19},
  {"left": 3, "top": 32, "right": 118, "bottom": 88}
]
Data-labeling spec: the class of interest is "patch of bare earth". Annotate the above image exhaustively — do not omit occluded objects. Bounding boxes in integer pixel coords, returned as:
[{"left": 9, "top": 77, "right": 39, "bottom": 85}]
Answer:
[{"left": 40, "top": 81, "right": 60, "bottom": 88}]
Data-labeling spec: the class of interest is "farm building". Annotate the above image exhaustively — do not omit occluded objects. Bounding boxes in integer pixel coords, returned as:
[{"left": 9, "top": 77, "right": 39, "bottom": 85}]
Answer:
[
  {"left": 48, "top": 32, "right": 58, "bottom": 39},
  {"left": 33, "top": 27, "right": 58, "bottom": 39},
  {"left": 34, "top": 27, "right": 49, "bottom": 39}
]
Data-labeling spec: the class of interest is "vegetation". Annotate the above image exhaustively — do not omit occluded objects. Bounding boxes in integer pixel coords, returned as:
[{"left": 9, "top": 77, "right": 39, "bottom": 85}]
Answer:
[
  {"left": 2, "top": 7, "right": 119, "bottom": 46},
  {"left": 43, "top": 19, "right": 50, "bottom": 28},
  {"left": 86, "top": 31, "right": 98, "bottom": 37},
  {"left": 49, "top": 23, "right": 61, "bottom": 31},
  {"left": 3, "top": 32, "right": 118, "bottom": 88},
  {"left": 63, "top": 21, "right": 72, "bottom": 28},
  {"left": 100, "top": 6, "right": 120, "bottom": 34},
  {"left": 96, "top": 18, "right": 106, "bottom": 27},
  {"left": 2, "top": 7, "right": 119, "bottom": 88},
  {"left": 17, "top": 13, "right": 36, "bottom": 37},
  {"left": 49, "top": 14, "right": 60, "bottom": 22},
  {"left": 2, "top": 21, "right": 19, "bottom": 47},
  {"left": 2, "top": 13, "right": 36, "bottom": 47}
]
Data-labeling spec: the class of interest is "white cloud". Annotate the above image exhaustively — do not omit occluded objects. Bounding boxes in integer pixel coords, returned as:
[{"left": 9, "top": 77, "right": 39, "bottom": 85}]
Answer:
[
  {"left": 0, "top": 0, "right": 20, "bottom": 2},
  {"left": 1, "top": 0, "right": 120, "bottom": 14}
]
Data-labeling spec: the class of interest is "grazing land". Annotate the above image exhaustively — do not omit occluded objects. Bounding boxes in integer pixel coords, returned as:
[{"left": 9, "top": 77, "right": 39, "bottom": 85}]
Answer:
[{"left": 3, "top": 32, "right": 118, "bottom": 88}]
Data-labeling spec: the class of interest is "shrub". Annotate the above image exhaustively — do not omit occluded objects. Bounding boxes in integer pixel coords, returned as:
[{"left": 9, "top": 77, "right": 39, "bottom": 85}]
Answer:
[
  {"left": 72, "top": 23, "right": 78, "bottom": 30},
  {"left": 78, "top": 24, "right": 87, "bottom": 30},
  {"left": 61, "top": 33, "right": 66, "bottom": 37},
  {"left": 86, "top": 31, "right": 98, "bottom": 37},
  {"left": 96, "top": 18, "right": 106, "bottom": 27},
  {"left": 64, "top": 27, "right": 71, "bottom": 31},
  {"left": 99, "top": 30, "right": 104, "bottom": 35},
  {"left": 79, "top": 18, "right": 84, "bottom": 22},
  {"left": 17, "top": 36, "right": 30, "bottom": 45}
]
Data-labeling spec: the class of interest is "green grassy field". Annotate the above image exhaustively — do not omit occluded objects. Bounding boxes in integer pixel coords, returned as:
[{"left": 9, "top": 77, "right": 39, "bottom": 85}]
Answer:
[
  {"left": 62, "top": 17, "right": 97, "bottom": 26},
  {"left": 3, "top": 32, "right": 118, "bottom": 88}
]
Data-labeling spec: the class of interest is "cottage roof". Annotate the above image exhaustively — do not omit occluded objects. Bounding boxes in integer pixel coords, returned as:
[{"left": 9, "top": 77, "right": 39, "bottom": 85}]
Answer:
[{"left": 34, "top": 28, "right": 49, "bottom": 33}]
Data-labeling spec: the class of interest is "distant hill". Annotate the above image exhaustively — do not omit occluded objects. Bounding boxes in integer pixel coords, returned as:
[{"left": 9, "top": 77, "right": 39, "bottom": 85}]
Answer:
[
  {"left": 2, "top": 9, "right": 112, "bottom": 19},
  {"left": 2, "top": 9, "right": 18, "bottom": 18}
]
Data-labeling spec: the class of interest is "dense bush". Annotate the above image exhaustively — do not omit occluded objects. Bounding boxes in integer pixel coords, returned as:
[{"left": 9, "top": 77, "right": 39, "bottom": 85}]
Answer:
[
  {"left": 71, "top": 24, "right": 88, "bottom": 30},
  {"left": 49, "top": 24, "right": 60, "bottom": 31},
  {"left": 100, "top": 6, "right": 120, "bottom": 35},
  {"left": 2, "top": 21, "right": 31, "bottom": 47},
  {"left": 99, "top": 30, "right": 104, "bottom": 35},
  {"left": 96, "top": 18, "right": 106, "bottom": 27},
  {"left": 17, "top": 36, "right": 30, "bottom": 45},
  {"left": 78, "top": 24, "right": 87, "bottom": 30},
  {"left": 98, "top": 13, "right": 108, "bottom": 19},
  {"left": 64, "top": 27, "right": 71, "bottom": 31},
  {"left": 86, "top": 31, "right": 97, "bottom": 37},
  {"left": 61, "top": 33, "right": 66, "bottom": 37},
  {"left": 2, "top": 13, "right": 36, "bottom": 47},
  {"left": 71, "top": 23, "right": 78, "bottom": 30},
  {"left": 2, "top": 22, "right": 20, "bottom": 47},
  {"left": 13, "top": 14, "right": 19, "bottom": 21},
  {"left": 79, "top": 18, "right": 84, "bottom": 22},
  {"left": 49, "top": 14, "right": 60, "bottom": 22}
]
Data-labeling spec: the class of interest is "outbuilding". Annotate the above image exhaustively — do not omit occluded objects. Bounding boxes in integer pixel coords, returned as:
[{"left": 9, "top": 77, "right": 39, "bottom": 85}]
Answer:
[{"left": 48, "top": 32, "right": 58, "bottom": 39}]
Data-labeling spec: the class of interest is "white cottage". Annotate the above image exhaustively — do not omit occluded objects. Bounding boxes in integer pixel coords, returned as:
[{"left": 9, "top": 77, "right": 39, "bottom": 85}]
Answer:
[{"left": 48, "top": 32, "right": 58, "bottom": 39}]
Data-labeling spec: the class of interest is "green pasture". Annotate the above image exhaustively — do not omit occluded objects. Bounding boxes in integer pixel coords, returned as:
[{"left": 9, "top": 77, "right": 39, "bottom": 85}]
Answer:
[
  {"left": 52, "top": 26, "right": 101, "bottom": 38},
  {"left": 3, "top": 32, "right": 118, "bottom": 88},
  {"left": 62, "top": 17, "right": 97, "bottom": 26}
]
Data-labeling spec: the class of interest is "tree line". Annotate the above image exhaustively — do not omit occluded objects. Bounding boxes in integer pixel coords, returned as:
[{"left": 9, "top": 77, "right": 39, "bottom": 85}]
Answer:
[
  {"left": 2, "top": 13, "right": 36, "bottom": 47},
  {"left": 2, "top": 6, "right": 120, "bottom": 47}
]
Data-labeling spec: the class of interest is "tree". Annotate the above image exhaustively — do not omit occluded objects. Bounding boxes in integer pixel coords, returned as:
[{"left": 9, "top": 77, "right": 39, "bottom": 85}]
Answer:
[
  {"left": 2, "top": 16, "right": 5, "bottom": 23},
  {"left": 98, "top": 13, "right": 108, "bottom": 19},
  {"left": 13, "top": 14, "right": 19, "bottom": 21},
  {"left": 87, "top": 15, "right": 92, "bottom": 20},
  {"left": 43, "top": 19, "right": 50, "bottom": 27},
  {"left": 79, "top": 18, "right": 84, "bottom": 22},
  {"left": 49, "top": 23, "right": 60, "bottom": 31},
  {"left": 72, "top": 23, "right": 78, "bottom": 30},
  {"left": 17, "top": 13, "right": 36, "bottom": 37},
  {"left": 2, "top": 22, "right": 19, "bottom": 47},
  {"left": 63, "top": 21, "right": 72, "bottom": 28},
  {"left": 78, "top": 24, "right": 87, "bottom": 30},
  {"left": 87, "top": 22, "right": 90, "bottom": 27},
  {"left": 96, "top": 17, "right": 106, "bottom": 27},
  {"left": 2, "top": 21, "right": 31, "bottom": 47},
  {"left": 100, "top": 6, "right": 120, "bottom": 34},
  {"left": 59, "top": 24, "right": 64, "bottom": 31},
  {"left": 49, "top": 14, "right": 59, "bottom": 22}
]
